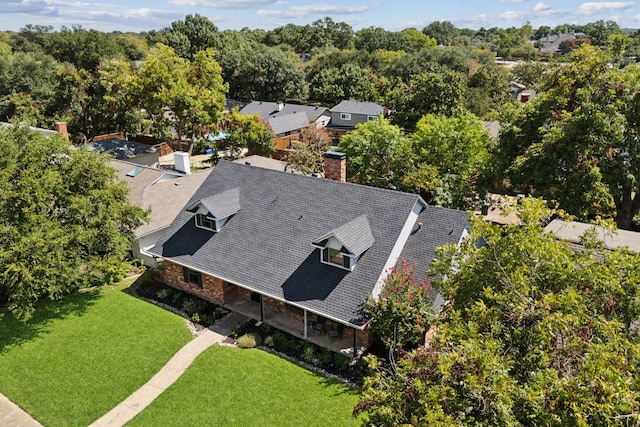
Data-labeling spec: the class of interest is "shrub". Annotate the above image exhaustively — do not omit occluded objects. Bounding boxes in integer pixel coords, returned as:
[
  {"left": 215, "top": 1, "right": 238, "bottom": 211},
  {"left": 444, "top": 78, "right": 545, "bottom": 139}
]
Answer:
[
  {"left": 237, "top": 334, "right": 257, "bottom": 349},
  {"left": 302, "top": 345, "right": 315, "bottom": 363},
  {"left": 317, "top": 348, "right": 332, "bottom": 366},
  {"left": 264, "top": 335, "right": 274, "bottom": 347},
  {"left": 272, "top": 332, "right": 288, "bottom": 349},
  {"left": 333, "top": 354, "right": 351, "bottom": 371},
  {"left": 156, "top": 288, "right": 172, "bottom": 301},
  {"left": 182, "top": 298, "right": 206, "bottom": 316}
]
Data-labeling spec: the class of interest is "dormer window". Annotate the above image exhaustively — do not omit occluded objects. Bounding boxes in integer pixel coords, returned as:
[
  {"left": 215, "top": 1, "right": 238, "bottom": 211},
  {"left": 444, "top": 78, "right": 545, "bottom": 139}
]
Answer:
[
  {"left": 312, "top": 215, "right": 374, "bottom": 271},
  {"left": 322, "top": 248, "right": 351, "bottom": 269},
  {"left": 187, "top": 187, "right": 240, "bottom": 233},
  {"left": 195, "top": 214, "right": 217, "bottom": 231}
]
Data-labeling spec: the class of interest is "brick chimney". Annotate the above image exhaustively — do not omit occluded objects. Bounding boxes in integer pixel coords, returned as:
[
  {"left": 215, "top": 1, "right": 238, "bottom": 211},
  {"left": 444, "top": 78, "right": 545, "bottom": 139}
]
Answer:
[
  {"left": 324, "top": 151, "right": 346, "bottom": 182},
  {"left": 55, "top": 122, "right": 69, "bottom": 140}
]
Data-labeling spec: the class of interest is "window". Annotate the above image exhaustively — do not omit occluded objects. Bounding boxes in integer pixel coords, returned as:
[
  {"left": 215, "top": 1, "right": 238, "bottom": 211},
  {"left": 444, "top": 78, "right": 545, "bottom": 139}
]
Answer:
[
  {"left": 322, "top": 247, "right": 351, "bottom": 269},
  {"left": 195, "top": 213, "right": 217, "bottom": 231},
  {"left": 182, "top": 267, "right": 202, "bottom": 287},
  {"left": 340, "top": 113, "right": 351, "bottom": 121},
  {"left": 367, "top": 115, "right": 378, "bottom": 121}
]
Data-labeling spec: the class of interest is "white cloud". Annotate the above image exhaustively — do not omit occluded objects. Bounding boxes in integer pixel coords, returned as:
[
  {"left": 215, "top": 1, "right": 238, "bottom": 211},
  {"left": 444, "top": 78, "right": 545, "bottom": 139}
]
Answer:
[
  {"left": 167, "top": 0, "right": 278, "bottom": 8},
  {"left": 258, "top": 4, "right": 369, "bottom": 19},
  {"left": 577, "top": 2, "right": 634, "bottom": 16},
  {"left": 534, "top": 2, "right": 551, "bottom": 11}
]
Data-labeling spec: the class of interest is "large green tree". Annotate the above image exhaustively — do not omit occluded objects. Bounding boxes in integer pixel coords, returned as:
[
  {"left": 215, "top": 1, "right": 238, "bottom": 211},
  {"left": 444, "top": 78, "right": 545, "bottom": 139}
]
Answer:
[
  {"left": 134, "top": 44, "right": 227, "bottom": 153},
  {"left": 147, "top": 14, "right": 218, "bottom": 59},
  {"left": 387, "top": 69, "right": 466, "bottom": 130},
  {"left": 338, "top": 117, "right": 412, "bottom": 188},
  {"left": 309, "top": 63, "right": 373, "bottom": 105},
  {"left": 496, "top": 45, "right": 640, "bottom": 229},
  {"left": 0, "top": 125, "right": 146, "bottom": 319},
  {"left": 356, "top": 198, "right": 640, "bottom": 425},
  {"left": 403, "top": 112, "right": 491, "bottom": 208}
]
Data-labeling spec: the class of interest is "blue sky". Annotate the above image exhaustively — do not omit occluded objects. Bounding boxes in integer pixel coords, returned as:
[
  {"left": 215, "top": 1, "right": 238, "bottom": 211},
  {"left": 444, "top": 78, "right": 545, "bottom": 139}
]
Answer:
[{"left": 1, "top": 1, "right": 639, "bottom": 33}]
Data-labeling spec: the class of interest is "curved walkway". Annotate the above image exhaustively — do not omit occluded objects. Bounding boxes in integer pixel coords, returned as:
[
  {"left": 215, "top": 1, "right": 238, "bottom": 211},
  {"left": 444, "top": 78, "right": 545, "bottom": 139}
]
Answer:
[{"left": 90, "top": 311, "right": 245, "bottom": 427}]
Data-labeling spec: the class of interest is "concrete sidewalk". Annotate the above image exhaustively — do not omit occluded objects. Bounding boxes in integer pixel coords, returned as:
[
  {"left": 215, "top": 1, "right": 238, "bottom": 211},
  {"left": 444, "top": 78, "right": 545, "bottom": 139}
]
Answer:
[
  {"left": 0, "top": 393, "right": 43, "bottom": 427},
  {"left": 90, "top": 312, "right": 245, "bottom": 427}
]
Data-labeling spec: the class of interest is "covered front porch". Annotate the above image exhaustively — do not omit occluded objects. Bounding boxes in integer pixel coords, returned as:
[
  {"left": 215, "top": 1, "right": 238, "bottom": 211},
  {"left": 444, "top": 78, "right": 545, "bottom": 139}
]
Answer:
[{"left": 223, "top": 296, "right": 364, "bottom": 357}]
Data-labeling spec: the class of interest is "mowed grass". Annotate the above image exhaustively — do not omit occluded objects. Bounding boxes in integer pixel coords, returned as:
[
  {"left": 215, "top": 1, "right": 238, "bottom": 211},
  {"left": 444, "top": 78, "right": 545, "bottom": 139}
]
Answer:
[
  {"left": 0, "top": 276, "right": 193, "bottom": 427},
  {"left": 128, "top": 345, "right": 362, "bottom": 427}
]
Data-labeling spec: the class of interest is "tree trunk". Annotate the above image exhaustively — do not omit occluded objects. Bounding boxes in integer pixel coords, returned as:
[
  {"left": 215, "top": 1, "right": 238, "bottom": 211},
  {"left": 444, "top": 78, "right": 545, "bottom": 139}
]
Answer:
[{"left": 615, "top": 189, "right": 639, "bottom": 230}]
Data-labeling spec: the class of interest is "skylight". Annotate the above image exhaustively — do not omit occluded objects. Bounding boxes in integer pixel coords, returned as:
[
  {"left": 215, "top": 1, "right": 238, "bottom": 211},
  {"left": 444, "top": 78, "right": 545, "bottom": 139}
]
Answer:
[{"left": 126, "top": 166, "right": 145, "bottom": 177}]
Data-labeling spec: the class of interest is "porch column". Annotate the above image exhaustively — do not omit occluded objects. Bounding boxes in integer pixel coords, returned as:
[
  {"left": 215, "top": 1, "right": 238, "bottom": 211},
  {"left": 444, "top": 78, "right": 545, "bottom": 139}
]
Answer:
[
  {"left": 259, "top": 295, "right": 265, "bottom": 321},
  {"left": 303, "top": 311, "right": 308, "bottom": 338},
  {"left": 353, "top": 329, "right": 357, "bottom": 353}
]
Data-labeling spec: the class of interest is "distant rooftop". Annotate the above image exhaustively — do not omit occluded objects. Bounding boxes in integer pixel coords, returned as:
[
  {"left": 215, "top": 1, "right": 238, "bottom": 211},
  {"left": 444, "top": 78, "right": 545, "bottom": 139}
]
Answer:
[{"left": 545, "top": 219, "right": 640, "bottom": 253}]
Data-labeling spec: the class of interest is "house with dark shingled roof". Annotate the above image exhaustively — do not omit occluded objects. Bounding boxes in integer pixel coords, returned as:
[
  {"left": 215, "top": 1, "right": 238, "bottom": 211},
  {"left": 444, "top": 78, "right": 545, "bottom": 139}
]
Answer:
[{"left": 148, "top": 155, "right": 468, "bottom": 355}]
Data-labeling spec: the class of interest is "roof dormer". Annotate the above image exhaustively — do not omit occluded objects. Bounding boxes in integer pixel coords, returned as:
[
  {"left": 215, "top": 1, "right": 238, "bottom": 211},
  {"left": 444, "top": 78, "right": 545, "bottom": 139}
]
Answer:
[
  {"left": 187, "top": 187, "right": 240, "bottom": 232},
  {"left": 312, "top": 215, "right": 374, "bottom": 271}
]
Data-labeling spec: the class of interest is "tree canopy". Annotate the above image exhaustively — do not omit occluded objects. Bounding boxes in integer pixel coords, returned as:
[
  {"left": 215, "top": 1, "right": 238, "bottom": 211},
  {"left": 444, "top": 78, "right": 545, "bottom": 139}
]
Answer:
[
  {"left": 134, "top": 44, "right": 227, "bottom": 153},
  {"left": 0, "top": 125, "right": 146, "bottom": 319},
  {"left": 496, "top": 45, "right": 640, "bottom": 229},
  {"left": 356, "top": 198, "right": 640, "bottom": 425}
]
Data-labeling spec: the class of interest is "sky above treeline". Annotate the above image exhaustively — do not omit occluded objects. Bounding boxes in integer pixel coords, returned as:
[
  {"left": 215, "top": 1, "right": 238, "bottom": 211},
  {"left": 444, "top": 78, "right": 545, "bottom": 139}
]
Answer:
[{"left": 1, "top": 1, "right": 638, "bottom": 33}]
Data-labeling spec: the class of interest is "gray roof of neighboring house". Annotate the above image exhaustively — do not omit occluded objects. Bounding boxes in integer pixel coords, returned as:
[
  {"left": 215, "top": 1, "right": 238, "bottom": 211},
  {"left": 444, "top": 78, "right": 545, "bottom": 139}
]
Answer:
[
  {"left": 544, "top": 219, "right": 640, "bottom": 253},
  {"left": 313, "top": 214, "right": 375, "bottom": 256},
  {"left": 89, "top": 138, "right": 157, "bottom": 160},
  {"left": 330, "top": 100, "right": 384, "bottom": 116},
  {"left": 110, "top": 160, "right": 213, "bottom": 238},
  {"left": 233, "top": 155, "right": 287, "bottom": 171},
  {"left": 188, "top": 188, "right": 240, "bottom": 219},
  {"left": 1, "top": 122, "right": 58, "bottom": 136},
  {"left": 267, "top": 112, "right": 311, "bottom": 136},
  {"left": 150, "top": 161, "right": 468, "bottom": 326},
  {"left": 240, "top": 101, "right": 329, "bottom": 123}
]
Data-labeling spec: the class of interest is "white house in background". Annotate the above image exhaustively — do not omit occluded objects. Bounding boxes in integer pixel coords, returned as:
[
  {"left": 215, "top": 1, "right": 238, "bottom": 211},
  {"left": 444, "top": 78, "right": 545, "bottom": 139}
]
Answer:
[{"left": 110, "top": 160, "right": 213, "bottom": 267}]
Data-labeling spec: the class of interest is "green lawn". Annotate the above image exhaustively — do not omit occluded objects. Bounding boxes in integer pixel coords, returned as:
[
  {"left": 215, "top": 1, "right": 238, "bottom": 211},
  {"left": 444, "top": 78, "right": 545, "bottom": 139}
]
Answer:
[
  {"left": 128, "top": 345, "right": 362, "bottom": 427},
  {"left": 0, "top": 276, "right": 193, "bottom": 427}
]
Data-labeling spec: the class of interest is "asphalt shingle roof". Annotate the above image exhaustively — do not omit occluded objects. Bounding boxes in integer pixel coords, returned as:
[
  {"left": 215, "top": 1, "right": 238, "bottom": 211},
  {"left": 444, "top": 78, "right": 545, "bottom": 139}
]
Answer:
[
  {"left": 240, "top": 101, "right": 329, "bottom": 123},
  {"left": 110, "top": 160, "right": 212, "bottom": 238},
  {"left": 151, "top": 161, "right": 467, "bottom": 326},
  {"left": 89, "top": 138, "right": 156, "bottom": 160},
  {"left": 329, "top": 100, "right": 384, "bottom": 116},
  {"left": 313, "top": 214, "right": 375, "bottom": 256},
  {"left": 399, "top": 205, "right": 469, "bottom": 311},
  {"left": 188, "top": 187, "right": 240, "bottom": 219}
]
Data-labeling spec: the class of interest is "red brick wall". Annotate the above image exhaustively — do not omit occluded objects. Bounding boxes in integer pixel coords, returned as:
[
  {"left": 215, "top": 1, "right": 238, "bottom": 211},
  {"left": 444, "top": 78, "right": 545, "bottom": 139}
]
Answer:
[
  {"left": 324, "top": 152, "right": 346, "bottom": 182},
  {"left": 160, "top": 260, "right": 226, "bottom": 305}
]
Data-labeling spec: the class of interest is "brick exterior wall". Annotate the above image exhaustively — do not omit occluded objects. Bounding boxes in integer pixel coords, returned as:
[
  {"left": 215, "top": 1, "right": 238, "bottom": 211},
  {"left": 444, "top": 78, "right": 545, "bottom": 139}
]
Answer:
[
  {"left": 153, "top": 260, "right": 371, "bottom": 349},
  {"left": 324, "top": 151, "right": 346, "bottom": 182},
  {"left": 158, "top": 260, "right": 226, "bottom": 305}
]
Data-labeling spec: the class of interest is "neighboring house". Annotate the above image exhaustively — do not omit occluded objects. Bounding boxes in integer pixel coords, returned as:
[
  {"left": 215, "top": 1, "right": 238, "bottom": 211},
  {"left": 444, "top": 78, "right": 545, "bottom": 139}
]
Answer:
[
  {"left": 232, "top": 155, "right": 288, "bottom": 172},
  {"left": 89, "top": 138, "right": 161, "bottom": 168},
  {"left": 1, "top": 121, "right": 69, "bottom": 139},
  {"left": 545, "top": 219, "right": 640, "bottom": 253},
  {"left": 148, "top": 154, "right": 468, "bottom": 354},
  {"left": 533, "top": 33, "right": 588, "bottom": 56},
  {"left": 110, "top": 160, "right": 213, "bottom": 267},
  {"left": 239, "top": 101, "right": 331, "bottom": 158},
  {"left": 326, "top": 100, "right": 386, "bottom": 142}
]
